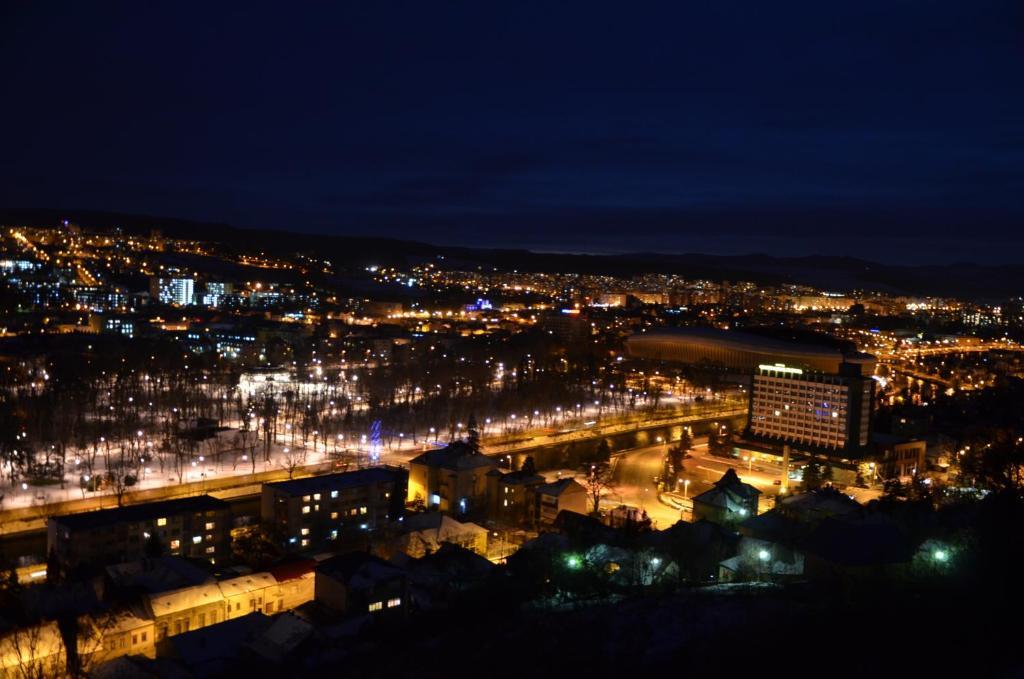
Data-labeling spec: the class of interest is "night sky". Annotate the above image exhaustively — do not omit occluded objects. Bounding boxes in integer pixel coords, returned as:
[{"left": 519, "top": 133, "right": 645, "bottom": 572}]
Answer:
[{"left": 3, "top": 1, "right": 1022, "bottom": 264}]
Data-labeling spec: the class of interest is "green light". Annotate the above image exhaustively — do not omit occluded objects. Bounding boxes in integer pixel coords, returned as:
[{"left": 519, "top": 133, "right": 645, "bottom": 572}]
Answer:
[
  {"left": 758, "top": 549, "right": 770, "bottom": 562},
  {"left": 933, "top": 549, "right": 948, "bottom": 563},
  {"left": 566, "top": 555, "right": 581, "bottom": 569}
]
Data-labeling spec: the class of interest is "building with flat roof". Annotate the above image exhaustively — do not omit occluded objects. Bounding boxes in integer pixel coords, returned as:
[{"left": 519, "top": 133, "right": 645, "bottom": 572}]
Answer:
[
  {"left": 748, "top": 362, "right": 874, "bottom": 456},
  {"left": 261, "top": 467, "right": 407, "bottom": 551},
  {"left": 408, "top": 441, "right": 499, "bottom": 516},
  {"left": 49, "top": 495, "right": 231, "bottom": 568}
]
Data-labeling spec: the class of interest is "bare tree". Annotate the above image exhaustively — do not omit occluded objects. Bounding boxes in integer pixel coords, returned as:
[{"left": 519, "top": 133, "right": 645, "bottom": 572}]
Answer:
[
  {"left": 582, "top": 462, "right": 616, "bottom": 516},
  {"left": 0, "top": 621, "right": 68, "bottom": 679}
]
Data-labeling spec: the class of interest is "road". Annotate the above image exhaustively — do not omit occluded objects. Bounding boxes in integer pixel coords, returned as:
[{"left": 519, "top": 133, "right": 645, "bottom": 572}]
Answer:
[
  {"left": 608, "top": 444, "right": 679, "bottom": 528},
  {"left": 610, "top": 439, "right": 787, "bottom": 526}
]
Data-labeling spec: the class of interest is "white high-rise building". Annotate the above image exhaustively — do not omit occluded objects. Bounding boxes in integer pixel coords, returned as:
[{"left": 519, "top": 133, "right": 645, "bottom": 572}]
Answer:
[{"left": 152, "top": 277, "right": 194, "bottom": 306}]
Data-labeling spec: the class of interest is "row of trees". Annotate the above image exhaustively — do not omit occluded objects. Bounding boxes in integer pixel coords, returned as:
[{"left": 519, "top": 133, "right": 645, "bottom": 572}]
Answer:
[{"left": 0, "top": 325, "right": 697, "bottom": 501}]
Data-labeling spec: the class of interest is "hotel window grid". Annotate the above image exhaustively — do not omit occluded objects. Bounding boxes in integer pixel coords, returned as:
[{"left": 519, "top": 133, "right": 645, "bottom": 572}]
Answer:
[{"left": 750, "top": 371, "right": 859, "bottom": 450}]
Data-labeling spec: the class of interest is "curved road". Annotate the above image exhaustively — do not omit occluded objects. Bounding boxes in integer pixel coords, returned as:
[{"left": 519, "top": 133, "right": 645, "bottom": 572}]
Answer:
[{"left": 611, "top": 439, "right": 786, "bottom": 527}]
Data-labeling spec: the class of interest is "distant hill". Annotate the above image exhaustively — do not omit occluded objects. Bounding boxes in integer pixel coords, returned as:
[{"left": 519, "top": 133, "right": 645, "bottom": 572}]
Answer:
[{"left": 1, "top": 208, "right": 1021, "bottom": 300}]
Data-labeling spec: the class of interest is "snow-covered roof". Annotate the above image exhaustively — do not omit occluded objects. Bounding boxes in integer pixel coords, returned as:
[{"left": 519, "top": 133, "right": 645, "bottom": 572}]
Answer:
[
  {"left": 218, "top": 573, "right": 277, "bottom": 599},
  {"left": 148, "top": 583, "right": 224, "bottom": 617}
]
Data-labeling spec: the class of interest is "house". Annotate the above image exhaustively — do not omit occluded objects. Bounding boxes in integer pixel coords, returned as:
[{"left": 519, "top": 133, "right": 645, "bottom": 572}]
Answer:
[
  {"left": 84, "top": 565, "right": 315, "bottom": 666},
  {"left": 243, "top": 612, "right": 314, "bottom": 664},
  {"left": 89, "top": 609, "right": 157, "bottom": 663},
  {"left": 165, "top": 612, "right": 270, "bottom": 678},
  {"left": 692, "top": 469, "right": 760, "bottom": 525},
  {"left": 553, "top": 509, "right": 619, "bottom": 544},
  {"left": 407, "top": 441, "right": 499, "bottom": 515},
  {"left": 532, "top": 478, "right": 588, "bottom": 528},
  {"left": 267, "top": 559, "right": 318, "bottom": 612},
  {"left": 486, "top": 469, "right": 545, "bottom": 524},
  {"left": 148, "top": 583, "right": 227, "bottom": 642},
  {"left": 48, "top": 495, "right": 231, "bottom": 568},
  {"left": 390, "top": 512, "right": 489, "bottom": 558},
  {"left": 104, "top": 556, "right": 215, "bottom": 597},
  {"left": 802, "top": 516, "right": 914, "bottom": 581},
  {"left": 219, "top": 573, "right": 279, "bottom": 619},
  {"left": 642, "top": 519, "right": 740, "bottom": 583},
  {"left": 777, "top": 487, "right": 862, "bottom": 525},
  {"left": 873, "top": 433, "right": 927, "bottom": 482},
  {"left": 314, "top": 552, "right": 407, "bottom": 618},
  {"left": 726, "top": 488, "right": 863, "bottom": 582},
  {"left": 261, "top": 467, "right": 407, "bottom": 551},
  {"left": 404, "top": 543, "right": 495, "bottom": 611}
]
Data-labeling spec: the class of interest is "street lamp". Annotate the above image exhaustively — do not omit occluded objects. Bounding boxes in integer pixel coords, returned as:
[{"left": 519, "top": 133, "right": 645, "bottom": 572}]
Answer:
[{"left": 757, "top": 548, "right": 771, "bottom": 582}]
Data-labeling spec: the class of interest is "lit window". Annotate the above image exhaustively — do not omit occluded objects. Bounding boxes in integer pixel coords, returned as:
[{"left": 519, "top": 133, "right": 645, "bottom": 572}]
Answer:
[
  {"left": 302, "top": 506, "right": 311, "bottom": 514},
  {"left": 359, "top": 506, "right": 367, "bottom": 515},
  {"left": 330, "top": 512, "right": 338, "bottom": 519},
  {"left": 387, "top": 597, "right": 401, "bottom": 608},
  {"left": 368, "top": 601, "right": 383, "bottom": 612},
  {"left": 330, "top": 490, "right": 338, "bottom": 498},
  {"left": 192, "top": 535, "right": 202, "bottom": 544},
  {"left": 157, "top": 518, "right": 167, "bottom": 527},
  {"left": 205, "top": 522, "right": 215, "bottom": 530},
  {"left": 205, "top": 546, "right": 215, "bottom": 554},
  {"left": 313, "top": 493, "right": 321, "bottom": 501},
  {"left": 350, "top": 508, "right": 358, "bottom": 516},
  {"left": 330, "top": 530, "right": 338, "bottom": 539},
  {"left": 301, "top": 538, "right": 309, "bottom": 547},
  {"left": 302, "top": 495, "right": 311, "bottom": 502},
  {"left": 170, "top": 539, "right": 180, "bottom": 550},
  {"left": 300, "top": 528, "right": 309, "bottom": 536}
]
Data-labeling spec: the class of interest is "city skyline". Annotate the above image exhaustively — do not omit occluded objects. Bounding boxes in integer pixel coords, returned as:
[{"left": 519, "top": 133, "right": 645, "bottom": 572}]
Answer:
[{"left": 2, "top": 4, "right": 1023, "bottom": 677}]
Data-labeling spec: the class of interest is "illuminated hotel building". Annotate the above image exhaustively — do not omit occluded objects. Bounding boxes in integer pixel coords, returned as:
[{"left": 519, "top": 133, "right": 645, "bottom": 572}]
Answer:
[
  {"left": 626, "top": 326, "right": 876, "bottom": 457},
  {"left": 748, "top": 362, "right": 873, "bottom": 455}
]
